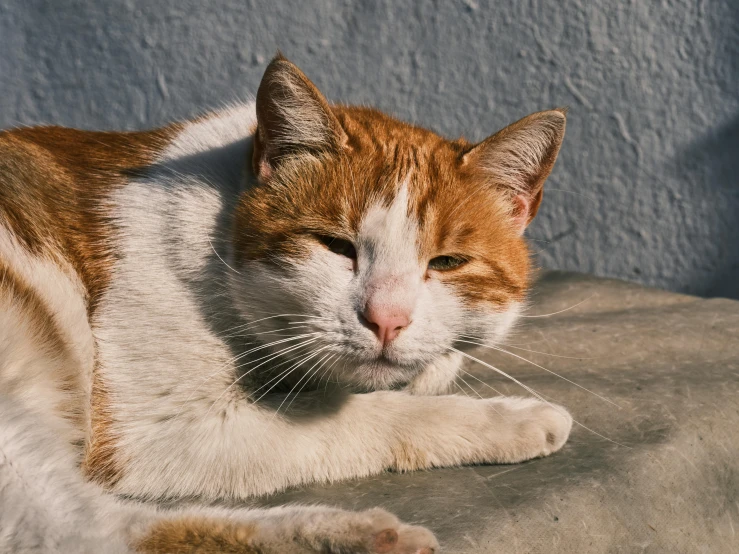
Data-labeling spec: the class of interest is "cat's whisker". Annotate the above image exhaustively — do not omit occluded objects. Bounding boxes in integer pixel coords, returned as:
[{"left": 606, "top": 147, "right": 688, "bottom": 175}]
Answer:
[
  {"left": 248, "top": 345, "right": 333, "bottom": 399},
  {"left": 276, "top": 352, "right": 336, "bottom": 418},
  {"left": 251, "top": 324, "right": 317, "bottom": 336},
  {"left": 176, "top": 333, "right": 318, "bottom": 402},
  {"left": 228, "top": 342, "right": 324, "bottom": 404},
  {"left": 174, "top": 336, "right": 321, "bottom": 420},
  {"left": 222, "top": 313, "right": 331, "bottom": 335},
  {"left": 456, "top": 372, "right": 484, "bottom": 400},
  {"left": 178, "top": 333, "right": 320, "bottom": 397},
  {"left": 452, "top": 380, "right": 473, "bottom": 399},
  {"left": 462, "top": 336, "right": 597, "bottom": 360},
  {"left": 203, "top": 340, "right": 325, "bottom": 419},
  {"left": 310, "top": 352, "right": 340, "bottom": 392},
  {"left": 458, "top": 368, "right": 507, "bottom": 398},
  {"left": 231, "top": 338, "right": 321, "bottom": 377},
  {"left": 322, "top": 354, "right": 344, "bottom": 396},
  {"left": 318, "top": 354, "right": 343, "bottom": 392},
  {"left": 236, "top": 335, "right": 322, "bottom": 367},
  {"left": 251, "top": 346, "right": 333, "bottom": 405},
  {"left": 450, "top": 347, "right": 629, "bottom": 448},
  {"left": 228, "top": 312, "right": 327, "bottom": 327},
  {"left": 457, "top": 338, "right": 621, "bottom": 408},
  {"left": 223, "top": 321, "right": 323, "bottom": 340},
  {"left": 457, "top": 370, "right": 508, "bottom": 417},
  {"left": 518, "top": 295, "right": 595, "bottom": 318},
  {"left": 208, "top": 237, "right": 241, "bottom": 275}
]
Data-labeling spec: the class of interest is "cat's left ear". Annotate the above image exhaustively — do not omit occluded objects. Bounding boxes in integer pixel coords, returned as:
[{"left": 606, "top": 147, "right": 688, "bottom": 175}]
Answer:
[
  {"left": 253, "top": 54, "right": 348, "bottom": 182},
  {"left": 462, "top": 109, "right": 566, "bottom": 233}
]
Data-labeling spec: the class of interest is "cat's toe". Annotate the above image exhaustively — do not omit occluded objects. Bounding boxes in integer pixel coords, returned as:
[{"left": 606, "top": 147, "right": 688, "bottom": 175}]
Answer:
[
  {"left": 486, "top": 397, "right": 573, "bottom": 462},
  {"left": 359, "top": 509, "right": 438, "bottom": 554},
  {"left": 393, "top": 523, "right": 439, "bottom": 554},
  {"left": 517, "top": 400, "right": 573, "bottom": 458},
  {"left": 372, "top": 527, "right": 399, "bottom": 553}
]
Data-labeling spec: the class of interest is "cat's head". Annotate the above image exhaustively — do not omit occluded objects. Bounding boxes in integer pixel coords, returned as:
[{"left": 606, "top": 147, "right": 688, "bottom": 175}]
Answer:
[{"left": 231, "top": 55, "right": 565, "bottom": 393}]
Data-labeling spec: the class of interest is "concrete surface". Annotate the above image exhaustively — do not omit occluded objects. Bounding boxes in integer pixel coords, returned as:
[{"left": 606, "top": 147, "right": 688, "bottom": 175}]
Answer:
[
  {"left": 1, "top": 0, "right": 738, "bottom": 298},
  {"left": 261, "top": 271, "right": 739, "bottom": 552}
]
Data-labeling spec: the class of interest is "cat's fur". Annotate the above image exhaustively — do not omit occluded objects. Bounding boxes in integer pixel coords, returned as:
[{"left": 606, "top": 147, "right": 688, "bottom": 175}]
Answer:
[{"left": 0, "top": 55, "right": 570, "bottom": 553}]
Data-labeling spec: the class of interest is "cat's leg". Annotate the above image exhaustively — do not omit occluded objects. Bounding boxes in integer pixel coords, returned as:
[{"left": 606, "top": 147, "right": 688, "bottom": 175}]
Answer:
[
  {"left": 128, "top": 505, "right": 437, "bottom": 554},
  {"left": 353, "top": 392, "right": 573, "bottom": 470},
  {"left": 113, "top": 388, "right": 571, "bottom": 499},
  {"left": 0, "top": 391, "right": 435, "bottom": 553},
  {"left": 264, "top": 392, "right": 572, "bottom": 474}
]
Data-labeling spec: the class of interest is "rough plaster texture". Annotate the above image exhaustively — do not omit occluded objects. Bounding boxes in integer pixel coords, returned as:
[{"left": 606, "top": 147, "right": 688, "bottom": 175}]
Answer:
[{"left": 1, "top": 0, "right": 738, "bottom": 298}]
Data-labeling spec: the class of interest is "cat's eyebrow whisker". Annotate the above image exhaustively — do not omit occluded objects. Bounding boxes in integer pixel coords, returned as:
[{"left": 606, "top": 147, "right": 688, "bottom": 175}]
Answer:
[
  {"left": 450, "top": 347, "right": 630, "bottom": 448},
  {"left": 457, "top": 338, "right": 621, "bottom": 409},
  {"left": 518, "top": 295, "right": 595, "bottom": 318}
]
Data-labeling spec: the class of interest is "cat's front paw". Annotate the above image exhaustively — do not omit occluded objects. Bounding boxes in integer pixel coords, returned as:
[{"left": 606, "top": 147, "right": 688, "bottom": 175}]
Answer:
[
  {"left": 318, "top": 507, "right": 438, "bottom": 554},
  {"left": 489, "top": 397, "right": 573, "bottom": 463}
]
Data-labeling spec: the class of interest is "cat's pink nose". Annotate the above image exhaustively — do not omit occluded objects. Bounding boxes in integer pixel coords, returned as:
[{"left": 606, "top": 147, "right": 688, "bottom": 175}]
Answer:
[{"left": 361, "top": 304, "right": 411, "bottom": 345}]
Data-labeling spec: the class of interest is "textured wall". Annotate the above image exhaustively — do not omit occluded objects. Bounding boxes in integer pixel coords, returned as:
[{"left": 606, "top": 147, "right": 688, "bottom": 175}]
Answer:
[{"left": 2, "top": 0, "right": 738, "bottom": 298}]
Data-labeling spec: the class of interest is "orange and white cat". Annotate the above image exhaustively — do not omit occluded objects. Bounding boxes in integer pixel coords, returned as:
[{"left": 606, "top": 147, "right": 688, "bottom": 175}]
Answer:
[{"left": 0, "top": 55, "right": 570, "bottom": 553}]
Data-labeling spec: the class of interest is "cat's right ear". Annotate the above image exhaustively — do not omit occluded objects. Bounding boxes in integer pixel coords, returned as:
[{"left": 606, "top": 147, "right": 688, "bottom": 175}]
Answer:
[{"left": 253, "top": 54, "right": 348, "bottom": 182}]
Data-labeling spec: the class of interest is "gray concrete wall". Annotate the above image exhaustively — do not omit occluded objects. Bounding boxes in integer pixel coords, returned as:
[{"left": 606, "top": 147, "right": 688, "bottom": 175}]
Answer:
[{"left": 2, "top": 0, "right": 737, "bottom": 298}]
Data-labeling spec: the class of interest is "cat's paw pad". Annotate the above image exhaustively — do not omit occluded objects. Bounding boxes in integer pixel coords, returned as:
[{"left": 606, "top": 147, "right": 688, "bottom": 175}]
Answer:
[{"left": 358, "top": 508, "right": 439, "bottom": 554}]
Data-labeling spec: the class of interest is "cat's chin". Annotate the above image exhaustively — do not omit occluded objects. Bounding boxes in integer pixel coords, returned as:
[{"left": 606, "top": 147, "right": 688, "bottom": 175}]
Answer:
[{"left": 338, "top": 355, "right": 427, "bottom": 392}]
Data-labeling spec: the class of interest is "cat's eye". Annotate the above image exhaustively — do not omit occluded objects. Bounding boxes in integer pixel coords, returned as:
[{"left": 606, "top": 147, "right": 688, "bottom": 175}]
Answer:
[
  {"left": 428, "top": 255, "right": 467, "bottom": 271},
  {"left": 315, "top": 234, "right": 357, "bottom": 259}
]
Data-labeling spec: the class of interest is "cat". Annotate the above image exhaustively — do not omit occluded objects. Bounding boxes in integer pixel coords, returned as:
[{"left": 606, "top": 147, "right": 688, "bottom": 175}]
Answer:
[{"left": 0, "top": 54, "right": 571, "bottom": 553}]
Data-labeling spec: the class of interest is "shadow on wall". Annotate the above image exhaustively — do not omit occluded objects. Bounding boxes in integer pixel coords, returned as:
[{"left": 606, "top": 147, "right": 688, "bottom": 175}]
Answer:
[
  {"left": 701, "top": 114, "right": 739, "bottom": 299},
  {"left": 686, "top": 115, "right": 739, "bottom": 300},
  {"left": 679, "top": 0, "right": 739, "bottom": 300}
]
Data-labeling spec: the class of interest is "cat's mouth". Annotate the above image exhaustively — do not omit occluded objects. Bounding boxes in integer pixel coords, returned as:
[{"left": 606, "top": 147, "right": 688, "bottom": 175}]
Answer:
[
  {"left": 366, "top": 349, "right": 429, "bottom": 376},
  {"left": 375, "top": 352, "right": 401, "bottom": 367}
]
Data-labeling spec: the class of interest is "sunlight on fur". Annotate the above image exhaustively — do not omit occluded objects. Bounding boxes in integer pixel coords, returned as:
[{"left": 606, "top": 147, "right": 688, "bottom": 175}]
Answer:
[{"left": 0, "top": 54, "right": 579, "bottom": 553}]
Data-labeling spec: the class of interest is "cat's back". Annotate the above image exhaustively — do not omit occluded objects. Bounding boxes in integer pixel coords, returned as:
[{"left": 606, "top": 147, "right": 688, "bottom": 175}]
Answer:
[
  {"left": 0, "top": 122, "right": 185, "bottom": 442},
  {"left": 0, "top": 106, "right": 256, "bottom": 445},
  {"left": 0, "top": 125, "right": 176, "bottom": 295}
]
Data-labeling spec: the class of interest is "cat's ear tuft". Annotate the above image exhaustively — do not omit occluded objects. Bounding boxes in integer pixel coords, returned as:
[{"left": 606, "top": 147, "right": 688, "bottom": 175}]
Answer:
[
  {"left": 463, "top": 109, "right": 566, "bottom": 233},
  {"left": 253, "top": 54, "right": 348, "bottom": 182}
]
